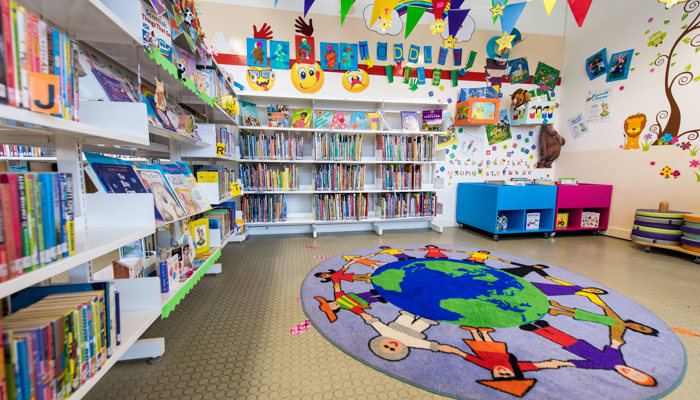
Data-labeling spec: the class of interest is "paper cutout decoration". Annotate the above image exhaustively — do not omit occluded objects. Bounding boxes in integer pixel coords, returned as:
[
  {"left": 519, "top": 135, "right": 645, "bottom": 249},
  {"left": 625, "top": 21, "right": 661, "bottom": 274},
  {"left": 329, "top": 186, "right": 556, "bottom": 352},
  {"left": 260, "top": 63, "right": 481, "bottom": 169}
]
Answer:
[
  {"left": 340, "top": 43, "right": 359, "bottom": 70},
  {"left": 544, "top": 0, "right": 557, "bottom": 15},
  {"left": 448, "top": 9, "right": 471, "bottom": 39},
  {"left": 432, "top": 0, "right": 448, "bottom": 20},
  {"left": 430, "top": 19, "right": 446, "bottom": 35},
  {"left": 566, "top": 0, "right": 593, "bottom": 27},
  {"left": 403, "top": 66, "right": 413, "bottom": 83},
  {"left": 155, "top": 79, "right": 167, "bottom": 110},
  {"left": 508, "top": 57, "right": 530, "bottom": 83},
  {"left": 29, "top": 72, "right": 60, "bottom": 113},
  {"left": 607, "top": 49, "right": 634, "bottom": 82},
  {"left": 332, "top": 112, "right": 347, "bottom": 129},
  {"left": 371, "top": 0, "right": 399, "bottom": 27},
  {"left": 368, "top": 113, "right": 381, "bottom": 130},
  {"left": 438, "top": 47, "right": 448, "bottom": 65},
  {"left": 246, "top": 67, "right": 275, "bottom": 91},
  {"left": 659, "top": 0, "right": 689, "bottom": 8},
  {"left": 296, "top": 36, "right": 315, "bottom": 64},
  {"left": 485, "top": 58, "right": 508, "bottom": 92},
  {"left": 496, "top": 31, "right": 516, "bottom": 53},
  {"left": 408, "top": 44, "right": 421, "bottom": 64},
  {"left": 290, "top": 63, "right": 325, "bottom": 94},
  {"left": 394, "top": 43, "right": 404, "bottom": 62},
  {"left": 453, "top": 49, "right": 463, "bottom": 66},
  {"left": 443, "top": 35, "right": 457, "bottom": 49},
  {"left": 451, "top": 69, "right": 458, "bottom": 87},
  {"left": 377, "top": 42, "right": 388, "bottom": 61},
  {"left": 315, "top": 110, "right": 333, "bottom": 128},
  {"left": 586, "top": 48, "right": 608, "bottom": 80},
  {"left": 320, "top": 43, "right": 339, "bottom": 70},
  {"left": 350, "top": 112, "right": 370, "bottom": 129},
  {"left": 452, "top": 0, "right": 466, "bottom": 9},
  {"left": 304, "top": 0, "right": 316, "bottom": 17},
  {"left": 405, "top": 6, "right": 426, "bottom": 39},
  {"left": 414, "top": 48, "right": 428, "bottom": 68},
  {"left": 359, "top": 41, "right": 370, "bottom": 61},
  {"left": 491, "top": 0, "right": 508, "bottom": 23},
  {"left": 432, "top": 69, "right": 442, "bottom": 86},
  {"left": 500, "top": 2, "right": 527, "bottom": 35},
  {"left": 385, "top": 65, "right": 394, "bottom": 82},
  {"left": 341, "top": 0, "right": 356, "bottom": 25},
  {"left": 417, "top": 67, "right": 426, "bottom": 85},
  {"left": 533, "top": 61, "right": 561, "bottom": 91},
  {"left": 466, "top": 50, "right": 477, "bottom": 68},
  {"left": 342, "top": 70, "right": 370, "bottom": 93},
  {"left": 246, "top": 38, "right": 267, "bottom": 67},
  {"left": 270, "top": 40, "right": 290, "bottom": 69}
]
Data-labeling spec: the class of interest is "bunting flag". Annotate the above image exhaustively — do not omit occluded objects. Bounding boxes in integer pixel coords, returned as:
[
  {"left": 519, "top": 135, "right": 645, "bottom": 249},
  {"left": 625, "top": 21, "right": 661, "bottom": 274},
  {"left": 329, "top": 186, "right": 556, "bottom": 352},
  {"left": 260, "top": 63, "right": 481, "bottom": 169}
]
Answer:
[
  {"left": 566, "top": 0, "right": 593, "bottom": 27},
  {"left": 544, "top": 0, "right": 557, "bottom": 15},
  {"left": 403, "top": 66, "right": 413, "bottom": 83},
  {"left": 500, "top": 1, "right": 527, "bottom": 35},
  {"left": 432, "top": 68, "right": 442, "bottom": 86},
  {"left": 304, "top": 0, "right": 316, "bottom": 17},
  {"left": 377, "top": 42, "right": 388, "bottom": 61},
  {"left": 371, "top": 0, "right": 399, "bottom": 27},
  {"left": 405, "top": 6, "right": 426, "bottom": 39},
  {"left": 447, "top": 9, "right": 470, "bottom": 38},
  {"left": 408, "top": 44, "right": 421, "bottom": 63},
  {"left": 394, "top": 43, "right": 404, "bottom": 62},
  {"left": 275, "top": 0, "right": 279, "bottom": 6},
  {"left": 451, "top": 0, "right": 466, "bottom": 9},
  {"left": 340, "top": 0, "right": 355, "bottom": 25},
  {"left": 417, "top": 67, "right": 426, "bottom": 85},
  {"left": 432, "top": 0, "right": 448, "bottom": 20},
  {"left": 453, "top": 48, "right": 463, "bottom": 66},
  {"left": 438, "top": 47, "right": 449, "bottom": 65}
]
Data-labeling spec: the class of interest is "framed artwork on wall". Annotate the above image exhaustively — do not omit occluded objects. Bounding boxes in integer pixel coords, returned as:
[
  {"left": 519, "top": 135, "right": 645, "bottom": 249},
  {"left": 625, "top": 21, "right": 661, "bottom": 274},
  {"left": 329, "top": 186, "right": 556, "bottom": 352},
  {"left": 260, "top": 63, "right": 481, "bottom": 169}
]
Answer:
[
  {"left": 606, "top": 49, "right": 634, "bottom": 82},
  {"left": 467, "top": 97, "right": 500, "bottom": 124},
  {"left": 586, "top": 48, "right": 608, "bottom": 80}
]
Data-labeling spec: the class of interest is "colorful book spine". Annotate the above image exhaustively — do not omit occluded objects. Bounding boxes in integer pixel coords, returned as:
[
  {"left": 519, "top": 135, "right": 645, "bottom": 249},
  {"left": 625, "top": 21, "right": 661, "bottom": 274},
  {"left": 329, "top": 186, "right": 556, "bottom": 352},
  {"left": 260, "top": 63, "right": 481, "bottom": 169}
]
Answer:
[
  {"left": 50, "top": 27, "right": 62, "bottom": 118},
  {"left": 62, "top": 34, "right": 72, "bottom": 120},
  {"left": 38, "top": 173, "right": 56, "bottom": 264},
  {"left": 24, "top": 173, "right": 38, "bottom": 270},
  {"left": 14, "top": 4, "right": 29, "bottom": 108},
  {"left": 1, "top": 0, "right": 16, "bottom": 105}
]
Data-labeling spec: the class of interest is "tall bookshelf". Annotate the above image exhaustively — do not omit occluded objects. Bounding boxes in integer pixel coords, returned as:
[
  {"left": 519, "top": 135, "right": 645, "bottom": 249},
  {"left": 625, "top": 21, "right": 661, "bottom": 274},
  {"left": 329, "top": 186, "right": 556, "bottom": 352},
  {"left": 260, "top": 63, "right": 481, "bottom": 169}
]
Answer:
[
  {"left": 233, "top": 93, "right": 446, "bottom": 237},
  {"left": 0, "top": 0, "right": 239, "bottom": 398}
]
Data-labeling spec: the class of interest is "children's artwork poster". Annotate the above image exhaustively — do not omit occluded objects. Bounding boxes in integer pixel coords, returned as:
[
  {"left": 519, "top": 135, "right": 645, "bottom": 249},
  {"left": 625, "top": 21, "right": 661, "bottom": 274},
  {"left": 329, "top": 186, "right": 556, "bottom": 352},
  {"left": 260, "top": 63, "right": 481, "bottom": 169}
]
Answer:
[
  {"left": 270, "top": 40, "right": 290, "bottom": 69},
  {"left": 246, "top": 38, "right": 267, "bottom": 67},
  {"left": 567, "top": 112, "right": 589, "bottom": 138},
  {"left": 607, "top": 49, "right": 634, "bottom": 82},
  {"left": 485, "top": 110, "right": 512, "bottom": 145},
  {"left": 586, "top": 48, "right": 607, "bottom": 80},
  {"left": 142, "top": 5, "right": 172, "bottom": 58},
  {"left": 296, "top": 35, "right": 315, "bottom": 63},
  {"left": 340, "top": 42, "right": 359, "bottom": 70},
  {"left": 533, "top": 62, "right": 560, "bottom": 91},
  {"left": 457, "top": 130, "right": 485, "bottom": 159},
  {"left": 437, "top": 130, "right": 458, "bottom": 149},
  {"left": 508, "top": 57, "right": 530, "bottom": 84},
  {"left": 320, "top": 42, "right": 339, "bottom": 70},
  {"left": 585, "top": 88, "right": 613, "bottom": 124}
]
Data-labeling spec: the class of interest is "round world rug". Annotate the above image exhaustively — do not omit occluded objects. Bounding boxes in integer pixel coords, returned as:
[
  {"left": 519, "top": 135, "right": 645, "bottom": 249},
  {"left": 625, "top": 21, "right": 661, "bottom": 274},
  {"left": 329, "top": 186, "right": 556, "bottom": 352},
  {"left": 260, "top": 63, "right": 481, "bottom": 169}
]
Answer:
[{"left": 300, "top": 244, "right": 686, "bottom": 400}]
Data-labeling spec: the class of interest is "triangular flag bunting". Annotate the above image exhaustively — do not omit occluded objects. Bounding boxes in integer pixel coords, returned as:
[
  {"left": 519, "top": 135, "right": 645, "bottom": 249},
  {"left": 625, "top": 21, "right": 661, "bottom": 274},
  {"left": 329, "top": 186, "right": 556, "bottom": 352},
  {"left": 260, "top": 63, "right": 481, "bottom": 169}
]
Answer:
[
  {"left": 340, "top": 0, "right": 356, "bottom": 25},
  {"left": 451, "top": 0, "right": 466, "bottom": 9},
  {"left": 274, "top": 0, "right": 279, "bottom": 6},
  {"left": 371, "top": 0, "right": 399, "bottom": 27},
  {"left": 432, "top": 0, "right": 448, "bottom": 20},
  {"left": 500, "top": 1, "right": 527, "bottom": 35},
  {"left": 544, "top": 0, "right": 557, "bottom": 15},
  {"left": 304, "top": 0, "right": 316, "bottom": 17},
  {"left": 405, "top": 6, "right": 426, "bottom": 38},
  {"left": 447, "top": 9, "right": 470, "bottom": 38},
  {"left": 566, "top": 0, "right": 592, "bottom": 27}
]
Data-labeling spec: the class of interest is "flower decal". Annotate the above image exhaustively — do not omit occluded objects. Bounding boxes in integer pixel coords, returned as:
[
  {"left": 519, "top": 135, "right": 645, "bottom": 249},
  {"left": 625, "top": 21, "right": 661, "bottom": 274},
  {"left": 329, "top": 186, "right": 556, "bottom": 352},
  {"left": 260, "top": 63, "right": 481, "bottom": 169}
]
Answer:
[
  {"left": 690, "top": 160, "right": 700, "bottom": 168},
  {"left": 660, "top": 166, "right": 673, "bottom": 178}
]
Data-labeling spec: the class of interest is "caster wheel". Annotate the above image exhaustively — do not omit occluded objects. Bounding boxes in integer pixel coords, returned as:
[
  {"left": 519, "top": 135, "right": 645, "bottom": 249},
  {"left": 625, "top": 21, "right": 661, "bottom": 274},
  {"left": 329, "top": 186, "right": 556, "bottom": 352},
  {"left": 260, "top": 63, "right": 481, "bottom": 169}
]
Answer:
[
  {"left": 549, "top": 232, "right": 556, "bottom": 238},
  {"left": 459, "top": 223, "right": 464, "bottom": 229},
  {"left": 147, "top": 356, "right": 163, "bottom": 365},
  {"left": 493, "top": 235, "right": 499, "bottom": 241},
  {"left": 694, "top": 257, "right": 700, "bottom": 265},
  {"left": 644, "top": 246, "right": 651, "bottom": 253},
  {"left": 543, "top": 233, "right": 550, "bottom": 238}
]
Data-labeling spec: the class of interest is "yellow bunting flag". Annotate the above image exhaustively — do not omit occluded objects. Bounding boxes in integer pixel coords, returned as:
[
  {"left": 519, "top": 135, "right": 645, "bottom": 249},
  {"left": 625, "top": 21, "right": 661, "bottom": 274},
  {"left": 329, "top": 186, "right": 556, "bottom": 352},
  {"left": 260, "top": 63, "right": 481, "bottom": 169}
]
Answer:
[
  {"left": 544, "top": 0, "right": 557, "bottom": 16},
  {"left": 370, "top": 0, "right": 398, "bottom": 27}
]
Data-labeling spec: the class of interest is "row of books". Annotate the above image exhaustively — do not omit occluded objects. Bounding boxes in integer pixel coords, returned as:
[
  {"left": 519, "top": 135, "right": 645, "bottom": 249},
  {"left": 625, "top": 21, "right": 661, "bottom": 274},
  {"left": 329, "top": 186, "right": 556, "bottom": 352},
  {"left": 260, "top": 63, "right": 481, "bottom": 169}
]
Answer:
[
  {"left": 216, "top": 126, "right": 236, "bottom": 159},
  {"left": 0, "top": 146, "right": 53, "bottom": 158},
  {"left": 313, "top": 132, "right": 363, "bottom": 161},
  {"left": 377, "top": 165, "right": 423, "bottom": 190},
  {"left": 238, "top": 164, "right": 299, "bottom": 192},
  {"left": 313, "top": 193, "right": 369, "bottom": 221},
  {"left": 84, "top": 153, "right": 211, "bottom": 226},
  {"left": 400, "top": 110, "right": 443, "bottom": 132},
  {"left": 376, "top": 135, "right": 435, "bottom": 162},
  {"left": 241, "top": 102, "right": 382, "bottom": 131},
  {"left": 238, "top": 130, "right": 304, "bottom": 160},
  {"left": 241, "top": 194, "right": 287, "bottom": 223},
  {"left": 192, "top": 165, "right": 236, "bottom": 201},
  {"left": 0, "top": 172, "right": 75, "bottom": 282},
  {"left": 1, "top": 0, "right": 80, "bottom": 119},
  {"left": 313, "top": 164, "right": 365, "bottom": 191},
  {"left": 376, "top": 192, "right": 437, "bottom": 219},
  {"left": 3, "top": 281, "right": 121, "bottom": 400}
]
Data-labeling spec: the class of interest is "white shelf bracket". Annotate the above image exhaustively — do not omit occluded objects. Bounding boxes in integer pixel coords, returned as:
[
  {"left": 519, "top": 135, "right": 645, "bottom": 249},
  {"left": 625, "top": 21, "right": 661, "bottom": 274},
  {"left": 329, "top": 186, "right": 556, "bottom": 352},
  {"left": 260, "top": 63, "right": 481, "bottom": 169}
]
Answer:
[
  {"left": 312, "top": 224, "right": 317, "bottom": 238},
  {"left": 373, "top": 223, "right": 383, "bottom": 236},
  {"left": 120, "top": 337, "right": 165, "bottom": 361},
  {"left": 430, "top": 220, "right": 444, "bottom": 233}
]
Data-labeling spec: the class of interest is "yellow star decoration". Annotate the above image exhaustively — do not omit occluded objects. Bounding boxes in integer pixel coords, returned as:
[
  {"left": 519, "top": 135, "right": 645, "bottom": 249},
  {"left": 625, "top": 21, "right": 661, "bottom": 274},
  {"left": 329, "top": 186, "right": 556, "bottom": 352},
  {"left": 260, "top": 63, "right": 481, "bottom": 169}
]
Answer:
[
  {"left": 430, "top": 19, "right": 446, "bottom": 35},
  {"left": 495, "top": 31, "right": 516, "bottom": 53},
  {"left": 443, "top": 35, "right": 457, "bottom": 49},
  {"left": 378, "top": 15, "right": 393, "bottom": 32},
  {"left": 491, "top": 3, "right": 506, "bottom": 19},
  {"left": 659, "top": 0, "right": 688, "bottom": 8}
]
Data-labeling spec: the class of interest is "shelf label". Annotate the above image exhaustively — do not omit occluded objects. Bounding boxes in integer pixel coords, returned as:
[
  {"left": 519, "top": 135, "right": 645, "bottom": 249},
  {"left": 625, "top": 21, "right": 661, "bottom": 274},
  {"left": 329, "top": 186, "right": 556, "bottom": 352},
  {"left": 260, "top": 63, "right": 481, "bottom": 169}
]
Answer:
[
  {"left": 230, "top": 182, "right": 241, "bottom": 197},
  {"left": 216, "top": 142, "right": 226, "bottom": 156},
  {"left": 29, "top": 72, "right": 60, "bottom": 114},
  {"left": 197, "top": 171, "right": 218, "bottom": 183}
]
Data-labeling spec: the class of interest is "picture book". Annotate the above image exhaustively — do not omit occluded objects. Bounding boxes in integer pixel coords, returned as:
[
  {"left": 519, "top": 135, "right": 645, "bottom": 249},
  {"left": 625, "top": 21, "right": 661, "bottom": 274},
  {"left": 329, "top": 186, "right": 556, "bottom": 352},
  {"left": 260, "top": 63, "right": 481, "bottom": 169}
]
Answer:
[
  {"left": 526, "top": 212, "right": 540, "bottom": 230},
  {"left": 141, "top": 84, "right": 176, "bottom": 131},
  {"left": 485, "top": 110, "right": 512, "bottom": 145},
  {"left": 240, "top": 100, "right": 260, "bottom": 126},
  {"left": 158, "top": 163, "right": 211, "bottom": 214},
  {"left": 581, "top": 211, "right": 600, "bottom": 228},
  {"left": 331, "top": 111, "right": 346, "bottom": 130},
  {"left": 421, "top": 110, "right": 442, "bottom": 132},
  {"left": 459, "top": 86, "right": 502, "bottom": 102},
  {"left": 189, "top": 218, "right": 210, "bottom": 255},
  {"left": 89, "top": 163, "right": 148, "bottom": 194},
  {"left": 455, "top": 101, "right": 469, "bottom": 125},
  {"left": 401, "top": 111, "right": 419, "bottom": 131},
  {"left": 315, "top": 110, "right": 333, "bottom": 129},
  {"left": 508, "top": 57, "right": 530, "bottom": 84},
  {"left": 496, "top": 214, "right": 508, "bottom": 231},
  {"left": 112, "top": 257, "right": 144, "bottom": 279},
  {"left": 141, "top": 4, "right": 172, "bottom": 59},
  {"left": 78, "top": 48, "right": 139, "bottom": 103},
  {"left": 556, "top": 212, "right": 569, "bottom": 229},
  {"left": 267, "top": 104, "right": 289, "bottom": 127},
  {"left": 160, "top": 173, "right": 197, "bottom": 215},
  {"left": 291, "top": 108, "right": 311, "bottom": 128},
  {"left": 533, "top": 62, "right": 561, "bottom": 92},
  {"left": 134, "top": 167, "right": 187, "bottom": 225},
  {"left": 172, "top": 44, "right": 196, "bottom": 82}
]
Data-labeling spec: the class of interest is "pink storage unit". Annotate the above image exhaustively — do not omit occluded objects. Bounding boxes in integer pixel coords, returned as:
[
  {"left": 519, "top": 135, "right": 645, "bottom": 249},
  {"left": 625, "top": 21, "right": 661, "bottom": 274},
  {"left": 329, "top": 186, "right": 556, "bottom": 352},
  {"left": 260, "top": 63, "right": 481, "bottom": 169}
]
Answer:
[{"left": 554, "top": 183, "right": 613, "bottom": 233}]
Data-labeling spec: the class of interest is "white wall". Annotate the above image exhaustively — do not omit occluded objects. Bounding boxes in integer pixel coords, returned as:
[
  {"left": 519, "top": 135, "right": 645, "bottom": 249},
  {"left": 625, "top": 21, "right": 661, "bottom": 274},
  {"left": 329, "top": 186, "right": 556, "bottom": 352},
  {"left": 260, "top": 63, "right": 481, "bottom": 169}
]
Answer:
[{"left": 556, "top": 0, "right": 700, "bottom": 238}]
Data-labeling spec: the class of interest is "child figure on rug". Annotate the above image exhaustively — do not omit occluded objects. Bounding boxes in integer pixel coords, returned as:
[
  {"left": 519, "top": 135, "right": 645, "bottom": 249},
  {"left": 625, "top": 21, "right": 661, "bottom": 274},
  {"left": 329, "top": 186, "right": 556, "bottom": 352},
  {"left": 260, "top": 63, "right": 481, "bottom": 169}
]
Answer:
[{"left": 315, "top": 289, "right": 386, "bottom": 323}]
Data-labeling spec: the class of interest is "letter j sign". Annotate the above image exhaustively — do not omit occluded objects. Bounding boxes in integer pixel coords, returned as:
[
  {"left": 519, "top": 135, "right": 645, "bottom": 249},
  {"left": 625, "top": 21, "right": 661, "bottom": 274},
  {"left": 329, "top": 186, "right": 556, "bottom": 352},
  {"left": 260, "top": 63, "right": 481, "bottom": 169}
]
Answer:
[{"left": 29, "top": 72, "right": 60, "bottom": 114}]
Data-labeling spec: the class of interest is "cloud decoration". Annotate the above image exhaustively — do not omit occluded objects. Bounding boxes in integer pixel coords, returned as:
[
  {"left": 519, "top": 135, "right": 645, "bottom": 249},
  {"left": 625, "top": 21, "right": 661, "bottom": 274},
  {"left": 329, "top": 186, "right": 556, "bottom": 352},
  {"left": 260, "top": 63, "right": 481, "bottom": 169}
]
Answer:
[
  {"left": 363, "top": 5, "right": 403, "bottom": 36},
  {"left": 440, "top": 15, "right": 475, "bottom": 43}
]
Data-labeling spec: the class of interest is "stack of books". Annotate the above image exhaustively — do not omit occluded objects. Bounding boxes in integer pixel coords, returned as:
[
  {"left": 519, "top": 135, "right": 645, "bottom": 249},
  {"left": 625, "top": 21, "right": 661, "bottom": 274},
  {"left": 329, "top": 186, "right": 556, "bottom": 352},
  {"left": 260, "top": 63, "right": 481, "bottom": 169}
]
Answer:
[
  {"left": 314, "top": 164, "right": 365, "bottom": 191},
  {"left": 238, "top": 163, "right": 299, "bottom": 191},
  {"left": 242, "top": 194, "right": 287, "bottom": 222},
  {"left": 376, "top": 192, "right": 436, "bottom": 219},
  {"left": 313, "top": 193, "right": 369, "bottom": 221}
]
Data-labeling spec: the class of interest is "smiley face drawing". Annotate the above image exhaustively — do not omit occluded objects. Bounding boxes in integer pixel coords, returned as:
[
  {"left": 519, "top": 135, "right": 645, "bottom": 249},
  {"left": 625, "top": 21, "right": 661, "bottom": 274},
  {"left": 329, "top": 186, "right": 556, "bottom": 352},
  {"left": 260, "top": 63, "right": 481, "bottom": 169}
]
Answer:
[
  {"left": 342, "top": 70, "right": 369, "bottom": 93},
  {"left": 246, "top": 67, "right": 275, "bottom": 91},
  {"left": 291, "top": 62, "right": 324, "bottom": 94}
]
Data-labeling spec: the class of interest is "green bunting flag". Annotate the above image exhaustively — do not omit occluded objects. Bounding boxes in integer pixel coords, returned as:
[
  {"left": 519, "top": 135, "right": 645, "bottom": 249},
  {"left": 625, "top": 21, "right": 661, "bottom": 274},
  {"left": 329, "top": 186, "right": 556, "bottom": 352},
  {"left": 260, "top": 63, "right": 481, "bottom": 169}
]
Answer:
[
  {"left": 405, "top": 6, "right": 426, "bottom": 39},
  {"left": 340, "top": 0, "right": 355, "bottom": 26},
  {"left": 385, "top": 65, "right": 394, "bottom": 83}
]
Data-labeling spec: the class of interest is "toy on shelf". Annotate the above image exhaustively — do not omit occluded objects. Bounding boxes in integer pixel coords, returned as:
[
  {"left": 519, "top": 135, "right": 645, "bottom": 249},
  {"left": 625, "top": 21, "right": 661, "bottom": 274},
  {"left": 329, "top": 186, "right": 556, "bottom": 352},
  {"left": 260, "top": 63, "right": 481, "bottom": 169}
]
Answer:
[
  {"left": 536, "top": 124, "right": 565, "bottom": 168},
  {"left": 631, "top": 202, "right": 699, "bottom": 263}
]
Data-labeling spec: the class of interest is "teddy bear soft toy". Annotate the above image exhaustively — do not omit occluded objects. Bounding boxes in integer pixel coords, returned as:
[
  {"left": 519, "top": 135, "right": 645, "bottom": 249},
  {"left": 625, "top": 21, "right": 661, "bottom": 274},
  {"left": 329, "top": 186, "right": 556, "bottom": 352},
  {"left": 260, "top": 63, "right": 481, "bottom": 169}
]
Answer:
[
  {"left": 537, "top": 124, "right": 565, "bottom": 168},
  {"left": 510, "top": 88, "right": 532, "bottom": 107}
]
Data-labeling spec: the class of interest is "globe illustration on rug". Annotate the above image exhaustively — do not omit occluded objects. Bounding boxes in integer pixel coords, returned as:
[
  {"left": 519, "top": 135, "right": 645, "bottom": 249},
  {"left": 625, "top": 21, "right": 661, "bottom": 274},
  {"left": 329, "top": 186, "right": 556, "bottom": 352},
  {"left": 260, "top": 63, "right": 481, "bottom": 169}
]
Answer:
[{"left": 301, "top": 244, "right": 686, "bottom": 400}]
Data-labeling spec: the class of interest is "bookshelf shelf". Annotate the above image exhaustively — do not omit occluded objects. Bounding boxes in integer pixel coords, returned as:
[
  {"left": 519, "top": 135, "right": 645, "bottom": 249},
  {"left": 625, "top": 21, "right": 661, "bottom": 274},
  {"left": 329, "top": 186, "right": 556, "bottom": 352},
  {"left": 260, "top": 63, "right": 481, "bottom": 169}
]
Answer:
[
  {"left": 0, "top": 156, "right": 57, "bottom": 161},
  {"left": 237, "top": 158, "right": 438, "bottom": 165},
  {"left": 238, "top": 125, "right": 447, "bottom": 136},
  {"left": 149, "top": 126, "right": 210, "bottom": 148},
  {"left": 244, "top": 215, "right": 434, "bottom": 227},
  {"left": 242, "top": 188, "right": 439, "bottom": 195}
]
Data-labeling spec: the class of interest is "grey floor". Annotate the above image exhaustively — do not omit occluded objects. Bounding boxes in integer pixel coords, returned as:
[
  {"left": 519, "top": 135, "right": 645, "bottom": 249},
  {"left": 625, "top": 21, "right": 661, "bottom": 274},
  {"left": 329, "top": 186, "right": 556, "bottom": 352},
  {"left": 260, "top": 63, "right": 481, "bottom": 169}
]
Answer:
[{"left": 86, "top": 227, "right": 700, "bottom": 399}]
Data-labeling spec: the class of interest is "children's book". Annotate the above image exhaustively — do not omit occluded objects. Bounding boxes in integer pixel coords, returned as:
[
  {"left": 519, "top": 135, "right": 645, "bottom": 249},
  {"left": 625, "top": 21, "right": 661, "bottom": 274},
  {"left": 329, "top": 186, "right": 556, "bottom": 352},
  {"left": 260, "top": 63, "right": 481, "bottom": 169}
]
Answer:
[
  {"left": 496, "top": 214, "right": 508, "bottom": 231},
  {"left": 401, "top": 111, "right": 419, "bottom": 131},
  {"left": 526, "top": 212, "right": 540, "bottom": 230},
  {"left": 315, "top": 110, "right": 332, "bottom": 129},
  {"left": 89, "top": 163, "right": 148, "bottom": 194},
  {"left": 556, "top": 213, "right": 569, "bottom": 229},
  {"left": 267, "top": 104, "right": 289, "bottom": 127},
  {"left": 421, "top": 110, "right": 442, "bottom": 132},
  {"left": 157, "top": 163, "right": 211, "bottom": 214},
  {"left": 291, "top": 108, "right": 311, "bottom": 128},
  {"left": 240, "top": 100, "right": 260, "bottom": 126},
  {"left": 141, "top": 4, "right": 172, "bottom": 58},
  {"left": 134, "top": 167, "right": 186, "bottom": 225},
  {"left": 112, "top": 257, "right": 144, "bottom": 279},
  {"left": 189, "top": 218, "right": 210, "bottom": 255},
  {"left": 581, "top": 212, "right": 600, "bottom": 228},
  {"left": 331, "top": 111, "right": 346, "bottom": 130}
]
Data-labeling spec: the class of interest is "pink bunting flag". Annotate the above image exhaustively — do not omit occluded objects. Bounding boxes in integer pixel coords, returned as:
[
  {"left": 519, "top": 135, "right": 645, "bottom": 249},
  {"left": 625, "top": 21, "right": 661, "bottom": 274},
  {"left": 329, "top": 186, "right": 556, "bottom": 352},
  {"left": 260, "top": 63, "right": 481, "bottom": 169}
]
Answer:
[
  {"left": 432, "top": 0, "right": 448, "bottom": 20},
  {"left": 566, "top": 0, "right": 593, "bottom": 27},
  {"left": 447, "top": 9, "right": 470, "bottom": 38},
  {"left": 304, "top": 0, "right": 316, "bottom": 17}
]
